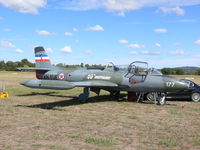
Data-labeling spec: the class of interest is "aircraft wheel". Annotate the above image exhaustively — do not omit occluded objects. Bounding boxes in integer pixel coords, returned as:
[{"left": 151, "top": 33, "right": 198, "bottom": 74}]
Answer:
[
  {"left": 78, "top": 93, "right": 88, "bottom": 103},
  {"left": 146, "top": 92, "right": 155, "bottom": 101},
  {"left": 155, "top": 94, "right": 166, "bottom": 105},
  {"left": 191, "top": 92, "right": 200, "bottom": 102}
]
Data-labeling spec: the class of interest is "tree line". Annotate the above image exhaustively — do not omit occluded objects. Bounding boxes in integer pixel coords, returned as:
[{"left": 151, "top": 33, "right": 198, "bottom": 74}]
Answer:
[
  {"left": 0, "top": 59, "right": 35, "bottom": 71},
  {"left": 161, "top": 68, "right": 200, "bottom": 75},
  {"left": 0, "top": 59, "right": 200, "bottom": 75}
]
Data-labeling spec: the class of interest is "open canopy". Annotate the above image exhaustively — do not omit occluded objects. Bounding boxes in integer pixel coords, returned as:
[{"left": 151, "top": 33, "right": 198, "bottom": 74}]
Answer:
[{"left": 106, "top": 61, "right": 162, "bottom": 76}]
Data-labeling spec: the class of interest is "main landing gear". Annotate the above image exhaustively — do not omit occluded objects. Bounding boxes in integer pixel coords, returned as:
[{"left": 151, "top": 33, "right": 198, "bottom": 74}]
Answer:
[
  {"left": 78, "top": 88, "right": 121, "bottom": 103},
  {"left": 110, "top": 91, "right": 120, "bottom": 99},
  {"left": 78, "top": 87, "right": 89, "bottom": 103}
]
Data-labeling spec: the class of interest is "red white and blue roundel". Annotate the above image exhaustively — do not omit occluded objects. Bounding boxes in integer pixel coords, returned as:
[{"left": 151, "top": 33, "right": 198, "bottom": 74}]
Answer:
[{"left": 59, "top": 73, "right": 65, "bottom": 80}]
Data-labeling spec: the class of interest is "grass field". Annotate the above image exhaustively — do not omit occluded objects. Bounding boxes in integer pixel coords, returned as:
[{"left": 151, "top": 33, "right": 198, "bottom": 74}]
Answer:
[{"left": 0, "top": 71, "right": 200, "bottom": 150}]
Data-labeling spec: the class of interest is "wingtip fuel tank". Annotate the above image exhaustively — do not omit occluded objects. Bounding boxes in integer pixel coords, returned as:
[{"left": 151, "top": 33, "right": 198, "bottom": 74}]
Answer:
[{"left": 20, "top": 80, "right": 75, "bottom": 90}]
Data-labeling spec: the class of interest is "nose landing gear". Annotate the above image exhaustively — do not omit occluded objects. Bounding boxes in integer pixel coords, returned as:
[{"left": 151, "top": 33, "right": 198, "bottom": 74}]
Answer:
[{"left": 146, "top": 92, "right": 166, "bottom": 105}]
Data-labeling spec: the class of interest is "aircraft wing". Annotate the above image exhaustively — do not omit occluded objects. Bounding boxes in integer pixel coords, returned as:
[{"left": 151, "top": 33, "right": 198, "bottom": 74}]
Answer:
[{"left": 73, "top": 80, "right": 118, "bottom": 87}]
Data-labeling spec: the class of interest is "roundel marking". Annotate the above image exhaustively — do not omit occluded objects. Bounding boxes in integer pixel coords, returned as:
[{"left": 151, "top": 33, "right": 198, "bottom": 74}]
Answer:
[{"left": 59, "top": 73, "right": 65, "bottom": 80}]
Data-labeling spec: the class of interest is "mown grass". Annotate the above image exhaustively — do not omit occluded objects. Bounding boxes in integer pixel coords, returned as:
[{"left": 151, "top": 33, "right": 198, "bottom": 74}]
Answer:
[
  {"left": 85, "top": 137, "right": 114, "bottom": 146},
  {"left": 159, "top": 139, "right": 179, "bottom": 147},
  {"left": 1, "top": 71, "right": 200, "bottom": 150},
  {"left": 128, "top": 115, "right": 138, "bottom": 120}
]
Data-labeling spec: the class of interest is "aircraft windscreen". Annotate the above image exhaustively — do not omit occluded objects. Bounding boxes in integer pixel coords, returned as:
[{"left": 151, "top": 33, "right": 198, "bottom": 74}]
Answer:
[
  {"left": 128, "top": 61, "right": 148, "bottom": 75},
  {"left": 148, "top": 68, "right": 163, "bottom": 75}
]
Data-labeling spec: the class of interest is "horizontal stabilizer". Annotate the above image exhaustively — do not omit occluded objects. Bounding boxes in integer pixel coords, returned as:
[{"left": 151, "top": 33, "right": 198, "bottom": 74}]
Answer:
[{"left": 73, "top": 80, "right": 118, "bottom": 87}]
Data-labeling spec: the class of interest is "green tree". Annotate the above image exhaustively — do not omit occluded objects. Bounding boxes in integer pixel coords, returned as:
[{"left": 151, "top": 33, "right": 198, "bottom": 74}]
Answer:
[
  {"left": 175, "top": 68, "right": 185, "bottom": 75},
  {"left": 196, "top": 68, "right": 200, "bottom": 75},
  {"left": 0, "top": 61, "right": 5, "bottom": 70}
]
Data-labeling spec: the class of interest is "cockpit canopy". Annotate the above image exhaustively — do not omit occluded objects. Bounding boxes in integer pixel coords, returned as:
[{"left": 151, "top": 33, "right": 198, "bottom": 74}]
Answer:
[
  {"left": 105, "top": 61, "right": 162, "bottom": 76},
  {"left": 127, "top": 61, "right": 148, "bottom": 75}
]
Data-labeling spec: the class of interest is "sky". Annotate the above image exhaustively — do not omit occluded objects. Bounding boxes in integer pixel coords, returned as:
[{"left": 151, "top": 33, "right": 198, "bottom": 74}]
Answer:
[{"left": 0, "top": 0, "right": 200, "bottom": 68}]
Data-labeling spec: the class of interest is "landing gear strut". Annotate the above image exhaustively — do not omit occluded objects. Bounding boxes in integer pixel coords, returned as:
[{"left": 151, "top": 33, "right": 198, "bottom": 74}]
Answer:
[
  {"left": 78, "top": 87, "right": 89, "bottom": 103},
  {"left": 153, "top": 92, "right": 166, "bottom": 105}
]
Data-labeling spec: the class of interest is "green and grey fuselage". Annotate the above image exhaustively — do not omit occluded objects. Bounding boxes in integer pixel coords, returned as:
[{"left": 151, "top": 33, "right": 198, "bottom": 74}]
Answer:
[
  {"left": 20, "top": 46, "right": 189, "bottom": 94},
  {"left": 21, "top": 67, "right": 188, "bottom": 93}
]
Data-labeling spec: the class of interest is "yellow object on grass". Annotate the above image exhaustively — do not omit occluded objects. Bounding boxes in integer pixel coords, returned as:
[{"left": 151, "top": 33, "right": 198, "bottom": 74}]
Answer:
[
  {"left": 0, "top": 80, "right": 9, "bottom": 98},
  {"left": 0, "top": 92, "right": 9, "bottom": 98}
]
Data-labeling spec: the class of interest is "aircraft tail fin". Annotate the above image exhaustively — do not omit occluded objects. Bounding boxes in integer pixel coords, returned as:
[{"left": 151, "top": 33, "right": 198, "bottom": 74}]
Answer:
[
  {"left": 35, "top": 46, "right": 52, "bottom": 69},
  {"left": 18, "top": 47, "right": 56, "bottom": 79}
]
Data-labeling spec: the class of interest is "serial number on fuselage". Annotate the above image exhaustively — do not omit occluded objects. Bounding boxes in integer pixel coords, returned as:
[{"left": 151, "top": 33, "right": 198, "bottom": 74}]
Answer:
[{"left": 42, "top": 74, "right": 58, "bottom": 80}]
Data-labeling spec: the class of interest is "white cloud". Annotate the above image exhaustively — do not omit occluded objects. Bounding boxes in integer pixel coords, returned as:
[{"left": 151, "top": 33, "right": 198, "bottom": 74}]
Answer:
[
  {"left": 116, "top": 11, "right": 125, "bottom": 17},
  {"left": 46, "top": 48, "right": 53, "bottom": 53},
  {"left": 129, "top": 50, "right": 161, "bottom": 55},
  {"left": 36, "top": 30, "right": 55, "bottom": 36},
  {"left": 85, "top": 25, "right": 104, "bottom": 31},
  {"left": 154, "top": 28, "right": 167, "bottom": 33},
  {"left": 169, "top": 50, "right": 184, "bottom": 55},
  {"left": 157, "top": 7, "right": 185, "bottom": 16},
  {"left": 0, "top": 40, "right": 16, "bottom": 48},
  {"left": 15, "top": 48, "right": 23, "bottom": 53},
  {"left": 155, "top": 43, "right": 161, "bottom": 47},
  {"left": 195, "top": 39, "right": 200, "bottom": 45},
  {"left": 141, "top": 51, "right": 161, "bottom": 55},
  {"left": 73, "top": 28, "right": 78, "bottom": 32},
  {"left": 85, "top": 50, "right": 92, "bottom": 54},
  {"left": 0, "top": 0, "right": 46, "bottom": 14},
  {"left": 129, "top": 51, "right": 138, "bottom": 55},
  {"left": 118, "top": 40, "right": 128, "bottom": 44},
  {"left": 126, "top": 44, "right": 145, "bottom": 49},
  {"left": 60, "top": 0, "right": 200, "bottom": 16},
  {"left": 64, "top": 32, "right": 73, "bottom": 36},
  {"left": 104, "top": 0, "right": 142, "bottom": 16},
  {"left": 61, "top": 46, "right": 72, "bottom": 54}
]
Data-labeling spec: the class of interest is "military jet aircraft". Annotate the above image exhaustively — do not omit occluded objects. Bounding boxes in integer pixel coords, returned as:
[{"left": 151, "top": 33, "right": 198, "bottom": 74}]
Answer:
[{"left": 19, "top": 47, "right": 189, "bottom": 105}]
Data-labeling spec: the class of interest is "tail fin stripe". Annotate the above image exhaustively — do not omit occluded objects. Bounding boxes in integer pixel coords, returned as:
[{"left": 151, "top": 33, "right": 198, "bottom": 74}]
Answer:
[
  {"left": 35, "top": 46, "right": 52, "bottom": 68},
  {"left": 35, "top": 57, "right": 50, "bottom": 60},
  {"left": 35, "top": 59, "right": 50, "bottom": 62},
  {"left": 35, "top": 54, "right": 48, "bottom": 57}
]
